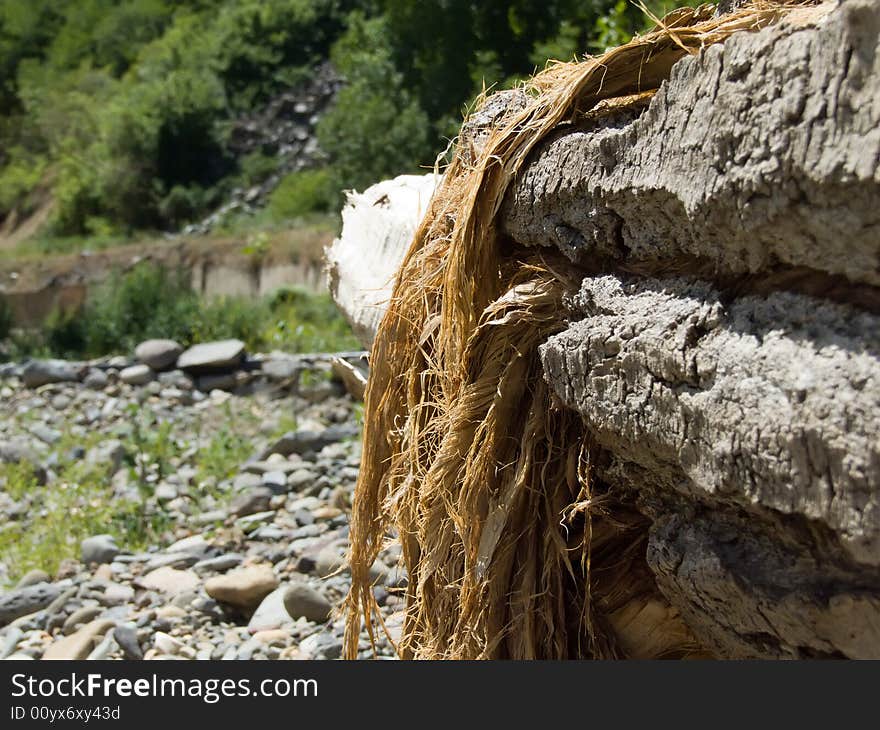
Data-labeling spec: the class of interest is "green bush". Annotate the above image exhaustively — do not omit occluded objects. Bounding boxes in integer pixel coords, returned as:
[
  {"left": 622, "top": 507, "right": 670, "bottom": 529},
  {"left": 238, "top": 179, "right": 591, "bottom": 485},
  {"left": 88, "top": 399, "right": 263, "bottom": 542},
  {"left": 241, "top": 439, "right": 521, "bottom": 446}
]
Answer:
[
  {"left": 191, "top": 296, "right": 271, "bottom": 351},
  {"left": 0, "top": 296, "right": 13, "bottom": 341},
  {"left": 317, "top": 13, "right": 431, "bottom": 193},
  {"left": 82, "top": 262, "right": 200, "bottom": 355},
  {"left": 43, "top": 307, "right": 87, "bottom": 359},
  {"left": 268, "top": 168, "right": 335, "bottom": 220},
  {"left": 238, "top": 151, "right": 280, "bottom": 187},
  {"left": 8, "top": 263, "right": 359, "bottom": 360}
]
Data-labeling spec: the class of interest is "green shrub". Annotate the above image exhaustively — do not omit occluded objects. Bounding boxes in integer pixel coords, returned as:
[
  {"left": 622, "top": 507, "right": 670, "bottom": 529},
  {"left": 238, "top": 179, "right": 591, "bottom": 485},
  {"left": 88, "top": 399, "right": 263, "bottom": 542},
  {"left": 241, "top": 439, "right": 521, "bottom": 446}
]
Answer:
[
  {"left": 238, "top": 151, "right": 280, "bottom": 187},
  {"left": 262, "top": 286, "right": 360, "bottom": 353},
  {"left": 191, "top": 296, "right": 271, "bottom": 351},
  {"left": 268, "top": 168, "right": 336, "bottom": 220},
  {"left": 0, "top": 148, "right": 46, "bottom": 218},
  {"left": 0, "top": 296, "right": 13, "bottom": 341},
  {"left": 317, "top": 13, "right": 430, "bottom": 193},
  {"left": 82, "top": 262, "right": 200, "bottom": 355},
  {"left": 43, "top": 306, "right": 87, "bottom": 359}
]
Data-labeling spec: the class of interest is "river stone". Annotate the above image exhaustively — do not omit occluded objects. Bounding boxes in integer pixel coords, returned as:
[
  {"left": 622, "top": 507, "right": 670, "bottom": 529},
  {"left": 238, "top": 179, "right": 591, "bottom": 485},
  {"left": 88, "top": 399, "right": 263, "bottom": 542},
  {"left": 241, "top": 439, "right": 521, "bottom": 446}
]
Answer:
[
  {"left": 21, "top": 359, "right": 85, "bottom": 388},
  {"left": 120, "top": 364, "right": 154, "bottom": 386},
  {"left": 81, "top": 534, "right": 120, "bottom": 565},
  {"left": 262, "top": 359, "right": 299, "bottom": 381},
  {"left": 230, "top": 486, "right": 273, "bottom": 517},
  {"left": 87, "top": 440, "right": 126, "bottom": 472},
  {"left": 43, "top": 619, "right": 115, "bottom": 660},
  {"left": 193, "top": 553, "right": 243, "bottom": 575},
  {"left": 135, "top": 339, "right": 183, "bottom": 371},
  {"left": 247, "top": 586, "right": 295, "bottom": 633},
  {"left": 136, "top": 567, "right": 201, "bottom": 595},
  {"left": 177, "top": 339, "right": 245, "bottom": 372},
  {"left": 282, "top": 583, "right": 332, "bottom": 623},
  {"left": 113, "top": 624, "right": 143, "bottom": 660},
  {"left": 83, "top": 369, "right": 109, "bottom": 390},
  {"left": 0, "top": 436, "right": 45, "bottom": 465},
  {"left": 15, "top": 569, "right": 51, "bottom": 589},
  {"left": 197, "top": 372, "right": 238, "bottom": 391},
  {"left": 63, "top": 605, "right": 104, "bottom": 634},
  {"left": 0, "top": 582, "right": 61, "bottom": 626},
  {"left": 261, "top": 425, "right": 357, "bottom": 459},
  {"left": 204, "top": 564, "right": 278, "bottom": 610}
]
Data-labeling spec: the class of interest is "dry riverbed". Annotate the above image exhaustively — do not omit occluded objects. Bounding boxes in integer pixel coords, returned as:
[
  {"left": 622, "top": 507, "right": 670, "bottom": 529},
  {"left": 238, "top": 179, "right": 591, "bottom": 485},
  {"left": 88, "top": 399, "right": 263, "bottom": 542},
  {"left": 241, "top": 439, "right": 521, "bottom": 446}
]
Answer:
[{"left": 0, "top": 344, "right": 401, "bottom": 660}]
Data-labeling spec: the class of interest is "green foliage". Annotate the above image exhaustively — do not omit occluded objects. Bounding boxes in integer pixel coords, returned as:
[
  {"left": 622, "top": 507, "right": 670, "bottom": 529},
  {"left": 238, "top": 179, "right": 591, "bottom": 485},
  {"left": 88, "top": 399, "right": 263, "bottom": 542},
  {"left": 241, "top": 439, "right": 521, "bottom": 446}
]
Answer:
[
  {"left": 0, "top": 296, "right": 12, "bottom": 341},
  {"left": 590, "top": 1, "right": 636, "bottom": 52},
  {"left": 191, "top": 296, "right": 271, "bottom": 352},
  {"left": 0, "top": 148, "right": 47, "bottom": 217},
  {"left": 262, "top": 286, "right": 360, "bottom": 353},
  {"left": 82, "top": 263, "right": 201, "bottom": 355},
  {"left": 0, "top": 455, "right": 163, "bottom": 583},
  {"left": 195, "top": 422, "right": 252, "bottom": 485},
  {"left": 10, "top": 262, "right": 358, "bottom": 360},
  {"left": 0, "top": 0, "right": 704, "bottom": 237},
  {"left": 268, "top": 168, "right": 335, "bottom": 220},
  {"left": 317, "top": 13, "right": 430, "bottom": 192},
  {"left": 238, "top": 152, "right": 280, "bottom": 187}
]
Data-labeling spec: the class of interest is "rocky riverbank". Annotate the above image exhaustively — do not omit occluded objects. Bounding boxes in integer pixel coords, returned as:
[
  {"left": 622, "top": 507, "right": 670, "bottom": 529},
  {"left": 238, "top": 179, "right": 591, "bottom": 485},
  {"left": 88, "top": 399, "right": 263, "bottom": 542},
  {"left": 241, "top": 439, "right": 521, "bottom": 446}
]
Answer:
[{"left": 0, "top": 341, "right": 400, "bottom": 660}]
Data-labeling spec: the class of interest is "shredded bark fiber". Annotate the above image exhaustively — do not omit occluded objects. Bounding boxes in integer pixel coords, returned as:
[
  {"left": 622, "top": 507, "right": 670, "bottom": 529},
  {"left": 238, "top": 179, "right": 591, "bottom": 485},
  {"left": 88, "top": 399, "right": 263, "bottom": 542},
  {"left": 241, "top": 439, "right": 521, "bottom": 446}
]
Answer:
[{"left": 344, "top": 1, "right": 824, "bottom": 659}]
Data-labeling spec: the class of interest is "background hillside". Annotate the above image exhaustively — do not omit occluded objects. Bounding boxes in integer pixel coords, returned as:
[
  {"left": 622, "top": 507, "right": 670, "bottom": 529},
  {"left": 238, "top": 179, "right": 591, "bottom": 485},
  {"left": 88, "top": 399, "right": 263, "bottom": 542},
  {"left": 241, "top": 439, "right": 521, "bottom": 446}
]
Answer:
[{"left": 0, "top": 0, "right": 685, "bottom": 243}]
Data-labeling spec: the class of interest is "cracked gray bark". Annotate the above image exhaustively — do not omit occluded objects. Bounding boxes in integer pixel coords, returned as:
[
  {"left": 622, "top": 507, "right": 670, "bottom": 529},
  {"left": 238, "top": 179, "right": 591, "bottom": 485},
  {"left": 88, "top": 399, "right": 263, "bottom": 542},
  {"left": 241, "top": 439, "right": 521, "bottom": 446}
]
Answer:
[
  {"left": 529, "top": 1, "right": 880, "bottom": 658},
  {"left": 501, "top": 1, "right": 880, "bottom": 287},
  {"left": 330, "top": 0, "right": 880, "bottom": 658},
  {"left": 540, "top": 276, "right": 880, "bottom": 657}
]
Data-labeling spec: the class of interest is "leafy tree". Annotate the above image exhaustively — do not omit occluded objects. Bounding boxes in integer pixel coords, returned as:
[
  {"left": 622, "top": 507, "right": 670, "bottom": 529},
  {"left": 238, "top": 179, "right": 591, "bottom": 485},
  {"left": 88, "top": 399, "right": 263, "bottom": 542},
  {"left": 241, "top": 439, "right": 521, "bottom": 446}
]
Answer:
[{"left": 317, "top": 12, "right": 430, "bottom": 192}]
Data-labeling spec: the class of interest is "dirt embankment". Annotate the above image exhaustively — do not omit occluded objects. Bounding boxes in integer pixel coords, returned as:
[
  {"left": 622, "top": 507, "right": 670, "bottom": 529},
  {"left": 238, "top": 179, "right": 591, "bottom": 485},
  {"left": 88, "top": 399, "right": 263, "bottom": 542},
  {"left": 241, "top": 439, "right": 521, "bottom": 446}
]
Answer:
[{"left": 0, "top": 228, "right": 332, "bottom": 327}]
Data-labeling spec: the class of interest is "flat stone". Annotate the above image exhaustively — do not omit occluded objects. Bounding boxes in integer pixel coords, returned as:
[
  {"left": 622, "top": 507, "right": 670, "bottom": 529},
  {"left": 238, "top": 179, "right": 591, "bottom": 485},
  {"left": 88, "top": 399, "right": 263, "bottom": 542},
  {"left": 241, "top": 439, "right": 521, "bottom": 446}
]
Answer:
[
  {"left": 153, "top": 631, "right": 186, "bottom": 655},
  {"left": 15, "top": 569, "right": 51, "bottom": 589},
  {"left": 29, "top": 424, "right": 61, "bottom": 445},
  {"left": 197, "top": 372, "right": 238, "bottom": 391},
  {"left": 282, "top": 583, "right": 332, "bottom": 623},
  {"left": 113, "top": 624, "right": 142, "bottom": 660},
  {"left": 120, "top": 364, "right": 154, "bottom": 386},
  {"left": 0, "top": 436, "right": 45, "bottom": 465},
  {"left": 260, "top": 425, "right": 357, "bottom": 459},
  {"left": 0, "top": 582, "right": 61, "bottom": 627},
  {"left": 230, "top": 486, "right": 273, "bottom": 517},
  {"left": 164, "top": 535, "right": 211, "bottom": 557},
  {"left": 101, "top": 584, "right": 135, "bottom": 607},
  {"left": 261, "top": 471, "right": 289, "bottom": 494},
  {"left": 135, "top": 339, "right": 183, "bottom": 371},
  {"left": 287, "top": 468, "right": 317, "bottom": 491},
  {"left": 252, "top": 629, "right": 291, "bottom": 646},
  {"left": 143, "top": 552, "right": 197, "bottom": 571},
  {"left": 136, "top": 567, "right": 201, "bottom": 595},
  {"left": 43, "top": 619, "right": 115, "bottom": 660},
  {"left": 86, "top": 632, "right": 117, "bottom": 660},
  {"left": 21, "top": 360, "right": 85, "bottom": 388},
  {"left": 193, "top": 554, "right": 244, "bottom": 575},
  {"left": 83, "top": 369, "right": 109, "bottom": 390},
  {"left": 262, "top": 359, "right": 299, "bottom": 381},
  {"left": 204, "top": 564, "right": 278, "bottom": 610},
  {"left": 177, "top": 340, "right": 245, "bottom": 372},
  {"left": 63, "top": 605, "right": 104, "bottom": 633},
  {"left": 233, "top": 472, "right": 263, "bottom": 490},
  {"left": 297, "top": 630, "right": 342, "bottom": 659},
  {"left": 157, "top": 369, "right": 194, "bottom": 390},
  {"left": 247, "top": 587, "right": 295, "bottom": 633},
  {"left": 0, "top": 627, "right": 23, "bottom": 659},
  {"left": 81, "top": 534, "right": 120, "bottom": 565}
]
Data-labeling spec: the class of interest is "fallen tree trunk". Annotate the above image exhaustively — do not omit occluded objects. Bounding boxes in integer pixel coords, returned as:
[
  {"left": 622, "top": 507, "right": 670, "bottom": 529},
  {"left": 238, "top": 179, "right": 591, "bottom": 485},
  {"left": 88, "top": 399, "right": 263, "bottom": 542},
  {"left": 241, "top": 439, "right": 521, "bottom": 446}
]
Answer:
[{"left": 334, "top": 0, "right": 880, "bottom": 659}]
